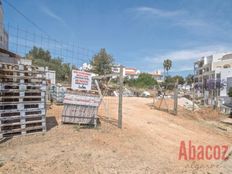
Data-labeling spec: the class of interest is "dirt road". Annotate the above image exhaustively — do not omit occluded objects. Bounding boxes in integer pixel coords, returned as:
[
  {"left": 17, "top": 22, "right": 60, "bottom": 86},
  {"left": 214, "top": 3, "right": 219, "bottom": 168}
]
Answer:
[{"left": 0, "top": 97, "right": 231, "bottom": 174}]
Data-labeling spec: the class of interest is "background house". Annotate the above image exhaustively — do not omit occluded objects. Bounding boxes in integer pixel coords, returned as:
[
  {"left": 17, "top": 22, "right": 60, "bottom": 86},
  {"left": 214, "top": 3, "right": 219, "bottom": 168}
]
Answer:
[{"left": 194, "top": 52, "right": 232, "bottom": 105}]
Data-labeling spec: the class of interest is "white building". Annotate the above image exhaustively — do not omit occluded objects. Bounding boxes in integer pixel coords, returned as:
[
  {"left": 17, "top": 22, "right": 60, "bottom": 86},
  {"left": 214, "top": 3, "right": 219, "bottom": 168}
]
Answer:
[
  {"left": 46, "top": 70, "right": 56, "bottom": 85},
  {"left": 80, "top": 63, "right": 92, "bottom": 71},
  {"left": 112, "top": 65, "right": 140, "bottom": 79},
  {"left": 150, "top": 70, "right": 163, "bottom": 83},
  {"left": 194, "top": 52, "right": 232, "bottom": 104},
  {"left": 124, "top": 67, "right": 140, "bottom": 79}
]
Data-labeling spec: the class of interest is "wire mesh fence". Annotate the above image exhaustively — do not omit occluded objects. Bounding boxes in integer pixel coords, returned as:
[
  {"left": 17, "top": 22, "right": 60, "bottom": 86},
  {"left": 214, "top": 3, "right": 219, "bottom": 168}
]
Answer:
[
  {"left": 153, "top": 82, "right": 178, "bottom": 115},
  {"left": 2, "top": 22, "right": 96, "bottom": 68},
  {"left": 1, "top": 22, "right": 125, "bottom": 129}
]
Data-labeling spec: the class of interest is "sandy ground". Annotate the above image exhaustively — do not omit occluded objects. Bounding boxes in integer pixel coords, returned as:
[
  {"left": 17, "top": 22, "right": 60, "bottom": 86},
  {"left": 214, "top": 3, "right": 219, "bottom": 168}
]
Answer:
[{"left": 0, "top": 97, "right": 232, "bottom": 174}]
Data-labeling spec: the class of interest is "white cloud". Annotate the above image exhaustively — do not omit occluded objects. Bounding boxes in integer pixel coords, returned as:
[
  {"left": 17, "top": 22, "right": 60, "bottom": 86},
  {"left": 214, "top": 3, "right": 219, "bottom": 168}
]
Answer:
[
  {"left": 147, "top": 45, "right": 231, "bottom": 63},
  {"left": 41, "top": 6, "right": 65, "bottom": 25},
  {"left": 133, "top": 6, "right": 184, "bottom": 17},
  {"left": 130, "top": 6, "right": 212, "bottom": 29}
]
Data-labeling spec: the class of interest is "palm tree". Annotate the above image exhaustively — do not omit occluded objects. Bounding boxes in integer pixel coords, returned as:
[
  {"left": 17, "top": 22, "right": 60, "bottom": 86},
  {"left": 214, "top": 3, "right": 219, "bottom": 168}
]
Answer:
[{"left": 163, "top": 59, "right": 172, "bottom": 76}]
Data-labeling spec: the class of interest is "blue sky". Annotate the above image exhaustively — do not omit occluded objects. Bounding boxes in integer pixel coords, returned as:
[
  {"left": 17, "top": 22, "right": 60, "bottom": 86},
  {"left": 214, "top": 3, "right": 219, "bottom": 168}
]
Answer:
[{"left": 3, "top": 0, "right": 232, "bottom": 76}]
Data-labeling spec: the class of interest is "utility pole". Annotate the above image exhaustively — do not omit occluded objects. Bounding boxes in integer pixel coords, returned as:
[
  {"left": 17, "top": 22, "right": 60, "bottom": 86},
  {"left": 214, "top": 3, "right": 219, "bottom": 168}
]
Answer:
[{"left": 118, "top": 65, "right": 123, "bottom": 128}]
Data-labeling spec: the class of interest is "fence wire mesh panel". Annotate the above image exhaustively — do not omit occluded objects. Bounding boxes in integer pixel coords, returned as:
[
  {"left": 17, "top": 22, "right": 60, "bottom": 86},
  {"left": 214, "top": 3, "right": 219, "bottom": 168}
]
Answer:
[
  {"left": 96, "top": 77, "right": 120, "bottom": 129},
  {"left": 153, "top": 82, "right": 178, "bottom": 115},
  {"left": 3, "top": 22, "right": 96, "bottom": 67},
  {"left": 1, "top": 22, "right": 125, "bottom": 129}
]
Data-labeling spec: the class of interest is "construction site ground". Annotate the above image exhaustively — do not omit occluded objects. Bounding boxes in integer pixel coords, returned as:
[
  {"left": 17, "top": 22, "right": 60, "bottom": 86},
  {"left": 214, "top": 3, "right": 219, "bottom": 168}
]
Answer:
[{"left": 0, "top": 97, "right": 231, "bottom": 174}]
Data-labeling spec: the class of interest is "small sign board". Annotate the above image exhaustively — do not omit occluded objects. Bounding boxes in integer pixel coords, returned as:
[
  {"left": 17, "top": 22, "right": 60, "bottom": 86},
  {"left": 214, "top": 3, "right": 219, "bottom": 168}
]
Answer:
[{"left": 71, "top": 70, "right": 92, "bottom": 90}]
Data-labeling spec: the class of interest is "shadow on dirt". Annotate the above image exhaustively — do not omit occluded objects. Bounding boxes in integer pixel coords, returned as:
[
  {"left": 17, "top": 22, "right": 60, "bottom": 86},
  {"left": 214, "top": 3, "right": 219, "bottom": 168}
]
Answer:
[
  {"left": 46, "top": 116, "right": 58, "bottom": 131},
  {"left": 98, "top": 115, "right": 118, "bottom": 127},
  {"left": 0, "top": 137, "right": 12, "bottom": 144}
]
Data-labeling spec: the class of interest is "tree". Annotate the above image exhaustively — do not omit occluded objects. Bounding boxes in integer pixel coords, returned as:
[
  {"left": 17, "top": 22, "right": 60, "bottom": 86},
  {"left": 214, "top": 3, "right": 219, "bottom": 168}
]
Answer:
[
  {"left": 25, "top": 47, "right": 73, "bottom": 83},
  {"left": 185, "top": 74, "right": 194, "bottom": 85},
  {"left": 162, "top": 75, "right": 175, "bottom": 90},
  {"left": 228, "top": 87, "right": 232, "bottom": 97},
  {"left": 163, "top": 59, "right": 172, "bottom": 76},
  {"left": 90, "top": 48, "right": 114, "bottom": 75},
  {"left": 125, "top": 73, "right": 157, "bottom": 89},
  {"left": 172, "top": 75, "right": 185, "bottom": 85},
  {"left": 26, "top": 46, "right": 51, "bottom": 62}
]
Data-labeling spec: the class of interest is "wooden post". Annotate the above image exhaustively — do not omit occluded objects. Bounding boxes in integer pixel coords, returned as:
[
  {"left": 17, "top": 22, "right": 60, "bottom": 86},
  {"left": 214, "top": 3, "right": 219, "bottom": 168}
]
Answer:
[
  {"left": 0, "top": 119, "right": 2, "bottom": 139},
  {"left": 192, "top": 82, "right": 195, "bottom": 111},
  {"left": 95, "top": 79, "right": 109, "bottom": 118},
  {"left": 118, "top": 65, "right": 123, "bottom": 128},
  {"left": 95, "top": 79, "right": 103, "bottom": 99},
  {"left": 173, "top": 80, "right": 178, "bottom": 115}
]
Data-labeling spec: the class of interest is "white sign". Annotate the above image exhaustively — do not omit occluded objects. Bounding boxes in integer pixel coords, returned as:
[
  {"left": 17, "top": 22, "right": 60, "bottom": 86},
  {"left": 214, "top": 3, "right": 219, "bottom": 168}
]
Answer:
[{"left": 71, "top": 70, "right": 92, "bottom": 90}]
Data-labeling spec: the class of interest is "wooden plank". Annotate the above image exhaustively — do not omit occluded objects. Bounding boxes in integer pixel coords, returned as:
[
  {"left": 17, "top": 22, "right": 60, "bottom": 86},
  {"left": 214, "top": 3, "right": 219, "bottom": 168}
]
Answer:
[
  {"left": 0, "top": 48, "right": 21, "bottom": 59},
  {"left": 0, "top": 89, "right": 44, "bottom": 92},
  {"left": 0, "top": 125, "right": 45, "bottom": 134},
  {"left": 0, "top": 108, "right": 46, "bottom": 113},
  {"left": 0, "top": 95, "right": 44, "bottom": 99},
  {"left": 0, "top": 120, "right": 45, "bottom": 127},
  {"left": 0, "top": 101, "right": 45, "bottom": 105},
  {"left": 0, "top": 114, "right": 46, "bottom": 121},
  {"left": 0, "top": 69, "right": 45, "bottom": 73},
  {"left": 1, "top": 129, "right": 46, "bottom": 138},
  {"left": 0, "top": 74, "right": 46, "bottom": 80}
]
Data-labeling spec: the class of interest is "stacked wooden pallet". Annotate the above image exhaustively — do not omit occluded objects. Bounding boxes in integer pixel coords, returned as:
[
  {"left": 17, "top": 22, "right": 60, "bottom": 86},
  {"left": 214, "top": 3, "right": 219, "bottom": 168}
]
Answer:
[
  {"left": 62, "top": 91, "right": 101, "bottom": 127},
  {"left": 0, "top": 62, "right": 47, "bottom": 138}
]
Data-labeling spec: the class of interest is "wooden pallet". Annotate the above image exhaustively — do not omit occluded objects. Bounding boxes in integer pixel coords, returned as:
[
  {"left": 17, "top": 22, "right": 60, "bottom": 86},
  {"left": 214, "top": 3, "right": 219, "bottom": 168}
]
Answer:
[
  {"left": 0, "top": 114, "right": 45, "bottom": 121},
  {"left": 0, "top": 62, "right": 47, "bottom": 138},
  {"left": 0, "top": 125, "right": 46, "bottom": 138},
  {"left": 0, "top": 62, "right": 46, "bottom": 72},
  {"left": 0, "top": 108, "right": 46, "bottom": 114},
  {"left": 0, "top": 83, "right": 46, "bottom": 91},
  {"left": 0, "top": 103, "right": 45, "bottom": 111},
  {"left": 0, "top": 109, "right": 46, "bottom": 138},
  {"left": 0, "top": 69, "right": 46, "bottom": 74}
]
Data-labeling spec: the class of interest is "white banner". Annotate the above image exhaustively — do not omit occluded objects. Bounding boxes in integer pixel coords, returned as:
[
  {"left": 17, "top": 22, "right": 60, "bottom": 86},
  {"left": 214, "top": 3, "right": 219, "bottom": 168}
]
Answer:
[{"left": 71, "top": 70, "right": 92, "bottom": 90}]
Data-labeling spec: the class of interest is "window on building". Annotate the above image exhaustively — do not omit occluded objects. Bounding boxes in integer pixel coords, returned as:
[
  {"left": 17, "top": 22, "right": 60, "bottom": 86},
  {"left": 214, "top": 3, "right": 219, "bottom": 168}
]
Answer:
[
  {"left": 223, "top": 64, "right": 231, "bottom": 68},
  {"left": 216, "top": 73, "right": 221, "bottom": 79}
]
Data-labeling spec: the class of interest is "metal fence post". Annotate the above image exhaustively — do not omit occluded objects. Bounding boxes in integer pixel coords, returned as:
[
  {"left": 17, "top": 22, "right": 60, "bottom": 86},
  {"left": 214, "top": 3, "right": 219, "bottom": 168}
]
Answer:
[{"left": 118, "top": 65, "right": 123, "bottom": 128}]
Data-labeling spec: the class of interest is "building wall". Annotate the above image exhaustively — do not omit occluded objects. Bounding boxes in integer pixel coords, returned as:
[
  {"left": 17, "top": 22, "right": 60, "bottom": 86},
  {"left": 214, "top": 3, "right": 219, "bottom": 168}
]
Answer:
[
  {"left": 212, "top": 59, "right": 232, "bottom": 70},
  {"left": 46, "top": 70, "right": 56, "bottom": 85},
  {"left": 0, "top": 1, "right": 8, "bottom": 50},
  {"left": 194, "top": 52, "right": 232, "bottom": 100},
  {"left": 112, "top": 65, "right": 140, "bottom": 79},
  {"left": 215, "top": 68, "right": 232, "bottom": 97}
]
